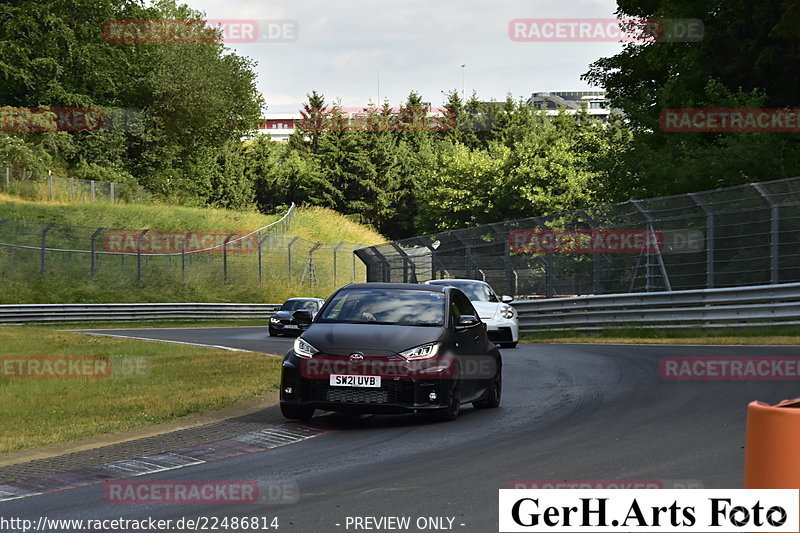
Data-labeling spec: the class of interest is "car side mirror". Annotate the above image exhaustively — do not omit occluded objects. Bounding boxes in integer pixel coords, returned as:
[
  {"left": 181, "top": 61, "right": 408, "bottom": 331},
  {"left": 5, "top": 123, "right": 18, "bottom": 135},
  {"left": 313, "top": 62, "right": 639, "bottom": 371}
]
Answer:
[
  {"left": 292, "top": 310, "right": 313, "bottom": 325},
  {"left": 455, "top": 314, "right": 480, "bottom": 329},
  {"left": 501, "top": 295, "right": 514, "bottom": 304}
]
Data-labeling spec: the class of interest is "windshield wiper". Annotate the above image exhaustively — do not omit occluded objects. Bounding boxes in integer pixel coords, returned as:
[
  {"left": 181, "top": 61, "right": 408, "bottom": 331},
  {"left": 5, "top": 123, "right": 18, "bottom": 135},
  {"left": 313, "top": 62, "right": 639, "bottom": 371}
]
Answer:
[{"left": 404, "top": 322, "right": 442, "bottom": 327}]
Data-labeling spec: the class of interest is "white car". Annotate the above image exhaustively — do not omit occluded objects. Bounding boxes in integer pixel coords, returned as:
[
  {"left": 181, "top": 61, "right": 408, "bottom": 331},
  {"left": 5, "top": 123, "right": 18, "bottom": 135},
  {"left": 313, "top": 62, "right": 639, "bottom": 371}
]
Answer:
[{"left": 424, "top": 279, "right": 519, "bottom": 348}]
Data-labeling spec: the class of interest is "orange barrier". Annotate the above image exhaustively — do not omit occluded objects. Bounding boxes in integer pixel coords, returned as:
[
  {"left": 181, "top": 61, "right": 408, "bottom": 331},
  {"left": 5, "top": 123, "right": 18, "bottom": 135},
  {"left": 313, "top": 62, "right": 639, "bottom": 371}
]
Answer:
[{"left": 744, "top": 398, "right": 800, "bottom": 488}]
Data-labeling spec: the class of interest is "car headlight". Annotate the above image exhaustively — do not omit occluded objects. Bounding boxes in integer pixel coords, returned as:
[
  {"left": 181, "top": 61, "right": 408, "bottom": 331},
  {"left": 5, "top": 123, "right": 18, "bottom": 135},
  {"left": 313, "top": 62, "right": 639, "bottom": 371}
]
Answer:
[
  {"left": 293, "top": 337, "right": 318, "bottom": 359},
  {"left": 270, "top": 317, "right": 280, "bottom": 324},
  {"left": 399, "top": 342, "right": 440, "bottom": 360},
  {"left": 500, "top": 305, "right": 515, "bottom": 319}
]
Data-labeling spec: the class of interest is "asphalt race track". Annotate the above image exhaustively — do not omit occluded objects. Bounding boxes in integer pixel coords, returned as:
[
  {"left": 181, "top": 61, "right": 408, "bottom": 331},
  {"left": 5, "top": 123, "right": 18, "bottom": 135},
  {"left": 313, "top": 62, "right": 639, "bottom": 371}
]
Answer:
[{"left": 4, "top": 326, "right": 800, "bottom": 532}]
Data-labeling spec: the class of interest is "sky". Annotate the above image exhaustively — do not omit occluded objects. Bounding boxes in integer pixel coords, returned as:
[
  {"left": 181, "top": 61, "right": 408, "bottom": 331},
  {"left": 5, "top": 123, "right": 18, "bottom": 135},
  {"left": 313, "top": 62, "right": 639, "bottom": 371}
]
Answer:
[{"left": 179, "top": 0, "right": 625, "bottom": 113}]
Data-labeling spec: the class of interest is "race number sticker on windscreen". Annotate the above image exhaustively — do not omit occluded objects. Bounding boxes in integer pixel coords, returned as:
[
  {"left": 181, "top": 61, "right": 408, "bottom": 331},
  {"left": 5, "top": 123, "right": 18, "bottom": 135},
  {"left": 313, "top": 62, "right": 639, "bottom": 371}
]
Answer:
[{"left": 330, "top": 375, "right": 381, "bottom": 387}]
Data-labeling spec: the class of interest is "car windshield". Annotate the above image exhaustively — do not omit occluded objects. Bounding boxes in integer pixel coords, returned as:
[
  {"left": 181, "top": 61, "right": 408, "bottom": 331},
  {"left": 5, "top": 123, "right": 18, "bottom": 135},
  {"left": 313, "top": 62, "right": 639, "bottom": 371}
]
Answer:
[
  {"left": 281, "top": 300, "right": 318, "bottom": 312},
  {"left": 430, "top": 281, "right": 495, "bottom": 302},
  {"left": 317, "top": 289, "right": 445, "bottom": 326}
]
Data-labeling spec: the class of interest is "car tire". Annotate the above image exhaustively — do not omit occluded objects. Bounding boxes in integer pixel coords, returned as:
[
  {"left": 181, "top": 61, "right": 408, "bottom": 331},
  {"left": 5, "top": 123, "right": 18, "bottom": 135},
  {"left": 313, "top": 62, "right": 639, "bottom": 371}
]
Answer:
[
  {"left": 268, "top": 328, "right": 279, "bottom": 337},
  {"left": 473, "top": 368, "right": 502, "bottom": 409},
  {"left": 499, "top": 341, "right": 518, "bottom": 349},
  {"left": 280, "top": 403, "right": 314, "bottom": 420},
  {"left": 433, "top": 380, "right": 461, "bottom": 422}
]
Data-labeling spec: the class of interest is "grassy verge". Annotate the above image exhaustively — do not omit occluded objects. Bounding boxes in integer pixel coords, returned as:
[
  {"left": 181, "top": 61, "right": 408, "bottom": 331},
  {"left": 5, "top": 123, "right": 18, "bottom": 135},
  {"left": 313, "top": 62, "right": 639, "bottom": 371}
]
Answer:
[
  {"left": 0, "top": 195, "right": 386, "bottom": 304},
  {"left": 0, "top": 325, "right": 282, "bottom": 453},
  {"left": 522, "top": 325, "right": 800, "bottom": 345}
]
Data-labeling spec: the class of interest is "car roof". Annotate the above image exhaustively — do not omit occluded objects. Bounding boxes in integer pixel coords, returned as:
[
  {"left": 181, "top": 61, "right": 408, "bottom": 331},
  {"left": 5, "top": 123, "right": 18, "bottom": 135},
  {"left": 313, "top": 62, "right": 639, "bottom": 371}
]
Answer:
[
  {"left": 426, "top": 279, "right": 489, "bottom": 285},
  {"left": 341, "top": 282, "right": 449, "bottom": 293}
]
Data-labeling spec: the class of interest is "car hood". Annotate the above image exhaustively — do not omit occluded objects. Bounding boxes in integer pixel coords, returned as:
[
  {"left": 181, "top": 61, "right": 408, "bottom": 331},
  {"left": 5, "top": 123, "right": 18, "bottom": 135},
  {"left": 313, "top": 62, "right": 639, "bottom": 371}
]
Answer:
[
  {"left": 471, "top": 301, "right": 499, "bottom": 320},
  {"left": 271, "top": 310, "right": 295, "bottom": 320},
  {"left": 301, "top": 323, "right": 446, "bottom": 356}
]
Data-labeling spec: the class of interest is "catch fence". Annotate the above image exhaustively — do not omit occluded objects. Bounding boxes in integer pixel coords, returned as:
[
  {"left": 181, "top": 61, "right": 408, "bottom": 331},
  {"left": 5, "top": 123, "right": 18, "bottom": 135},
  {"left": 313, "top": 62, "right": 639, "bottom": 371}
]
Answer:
[
  {"left": 355, "top": 176, "right": 800, "bottom": 297},
  {"left": 0, "top": 205, "right": 367, "bottom": 298}
]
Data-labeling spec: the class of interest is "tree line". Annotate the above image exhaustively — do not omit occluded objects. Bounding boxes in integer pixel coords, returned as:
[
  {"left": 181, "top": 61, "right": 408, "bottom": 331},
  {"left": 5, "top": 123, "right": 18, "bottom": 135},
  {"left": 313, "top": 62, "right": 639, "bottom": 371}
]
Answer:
[{"left": 2, "top": 0, "right": 800, "bottom": 240}]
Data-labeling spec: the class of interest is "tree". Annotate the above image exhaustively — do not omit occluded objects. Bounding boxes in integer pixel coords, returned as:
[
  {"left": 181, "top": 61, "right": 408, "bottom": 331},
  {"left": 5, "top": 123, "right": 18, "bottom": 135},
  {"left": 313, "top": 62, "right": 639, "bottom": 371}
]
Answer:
[
  {"left": 289, "top": 90, "right": 327, "bottom": 155},
  {"left": 0, "top": 0, "right": 264, "bottom": 205},
  {"left": 583, "top": 0, "right": 800, "bottom": 195}
]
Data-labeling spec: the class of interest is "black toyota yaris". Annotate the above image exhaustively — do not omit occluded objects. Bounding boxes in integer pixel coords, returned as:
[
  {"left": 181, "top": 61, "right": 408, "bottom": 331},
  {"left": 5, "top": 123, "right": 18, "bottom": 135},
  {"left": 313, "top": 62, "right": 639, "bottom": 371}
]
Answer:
[{"left": 279, "top": 283, "right": 502, "bottom": 422}]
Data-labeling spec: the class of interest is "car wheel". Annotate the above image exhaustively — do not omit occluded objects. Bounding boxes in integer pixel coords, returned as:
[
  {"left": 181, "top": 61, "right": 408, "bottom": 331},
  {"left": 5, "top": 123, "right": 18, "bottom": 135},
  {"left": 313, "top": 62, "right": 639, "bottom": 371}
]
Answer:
[
  {"left": 473, "top": 367, "right": 502, "bottom": 409},
  {"left": 499, "top": 341, "right": 518, "bottom": 349},
  {"left": 280, "top": 403, "right": 314, "bottom": 420},
  {"left": 268, "top": 328, "right": 279, "bottom": 337},
  {"left": 433, "top": 380, "right": 461, "bottom": 422}
]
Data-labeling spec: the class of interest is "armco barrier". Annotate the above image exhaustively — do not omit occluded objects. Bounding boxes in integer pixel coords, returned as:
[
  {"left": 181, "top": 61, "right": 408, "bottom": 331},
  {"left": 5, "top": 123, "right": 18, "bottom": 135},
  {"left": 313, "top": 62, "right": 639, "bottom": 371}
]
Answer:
[
  {"left": 513, "top": 282, "right": 800, "bottom": 332},
  {"left": 0, "top": 303, "right": 280, "bottom": 323}
]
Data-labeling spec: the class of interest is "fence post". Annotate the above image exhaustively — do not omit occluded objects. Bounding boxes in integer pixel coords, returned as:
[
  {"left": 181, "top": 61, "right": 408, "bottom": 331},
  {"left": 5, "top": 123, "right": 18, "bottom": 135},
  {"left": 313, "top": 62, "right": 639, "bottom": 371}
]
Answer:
[
  {"left": 503, "top": 239, "right": 515, "bottom": 297},
  {"left": 110, "top": 182, "right": 115, "bottom": 203},
  {"left": 4, "top": 167, "right": 8, "bottom": 189},
  {"left": 629, "top": 199, "right": 671, "bottom": 292},
  {"left": 532, "top": 217, "right": 555, "bottom": 298},
  {"left": 223, "top": 233, "right": 235, "bottom": 284},
  {"left": 40, "top": 222, "right": 55, "bottom": 279},
  {"left": 353, "top": 244, "right": 363, "bottom": 282},
  {"left": 91, "top": 180, "right": 95, "bottom": 202},
  {"left": 389, "top": 242, "right": 417, "bottom": 283},
  {"left": 332, "top": 242, "right": 344, "bottom": 287},
  {"left": 136, "top": 229, "right": 149, "bottom": 283},
  {"left": 0, "top": 218, "right": 7, "bottom": 272},
  {"left": 689, "top": 193, "right": 715, "bottom": 288},
  {"left": 181, "top": 232, "right": 192, "bottom": 282},
  {"left": 258, "top": 233, "right": 270, "bottom": 286},
  {"left": 48, "top": 171, "right": 53, "bottom": 201},
  {"left": 577, "top": 210, "right": 602, "bottom": 295},
  {"left": 69, "top": 177, "right": 74, "bottom": 199},
  {"left": 90, "top": 227, "right": 104, "bottom": 280},
  {"left": 287, "top": 236, "right": 299, "bottom": 280},
  {"left": 300, "top": 243, "right": 322, "bottom": 285},
  {"left": 754, "top": 184, "right": 780, "bottom": 284}
]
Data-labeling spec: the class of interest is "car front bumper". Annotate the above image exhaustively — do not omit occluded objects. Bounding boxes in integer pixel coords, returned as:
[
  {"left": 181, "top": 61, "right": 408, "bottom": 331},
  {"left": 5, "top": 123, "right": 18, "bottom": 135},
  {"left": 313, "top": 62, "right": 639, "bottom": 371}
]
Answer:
[
  {"left": 280, "top": 360, "right": 455, "bottom": 414},
  {"left": 269, "top": 321, "right": 307, "bottom": 335},
  {"left": 481, "top": 317, "right": 519, "bottom": 343}
]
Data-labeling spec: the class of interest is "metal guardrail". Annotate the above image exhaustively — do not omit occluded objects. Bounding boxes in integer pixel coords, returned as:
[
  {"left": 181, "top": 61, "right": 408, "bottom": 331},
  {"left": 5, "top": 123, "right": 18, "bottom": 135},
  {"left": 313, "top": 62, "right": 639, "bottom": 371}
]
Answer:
[
  {"left": 8, "top": 282, "right": 799, "bottom": 328},
  {"left": 0, "top": 303, "right": 280, "bottom": 323},
  {"left": 513, "top": 282, "right": 800, "bottom": 332}
]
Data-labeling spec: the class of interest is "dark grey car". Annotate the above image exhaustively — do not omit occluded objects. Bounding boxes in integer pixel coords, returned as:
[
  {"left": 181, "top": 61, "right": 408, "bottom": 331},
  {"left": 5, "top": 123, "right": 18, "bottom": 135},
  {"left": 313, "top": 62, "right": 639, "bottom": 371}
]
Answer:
[{"left": 279, "top": 283, "right": 502, "bottom": 422}]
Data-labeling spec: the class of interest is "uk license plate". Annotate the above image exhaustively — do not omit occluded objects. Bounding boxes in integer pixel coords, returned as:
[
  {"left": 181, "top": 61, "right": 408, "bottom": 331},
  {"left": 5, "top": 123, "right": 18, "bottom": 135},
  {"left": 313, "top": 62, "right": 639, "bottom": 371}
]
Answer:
[
  {"left": 283, "top": 324, "right": 299, "bottom": 329},
  {"left": 329, "top": 375, "right": 381, "bottom": 388}
]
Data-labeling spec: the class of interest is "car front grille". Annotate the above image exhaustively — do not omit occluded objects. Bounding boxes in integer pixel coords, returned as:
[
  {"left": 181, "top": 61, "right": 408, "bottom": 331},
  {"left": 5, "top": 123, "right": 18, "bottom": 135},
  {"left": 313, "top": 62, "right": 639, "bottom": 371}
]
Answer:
[
  {"left": 326, "top": 389, "right": 389, "bottom": 403},
  {"left": 487, "top": 327, "right": 513, "bottom": 342},
  {"left": 308, "top": 379, "right": 407, "bottom": 405}
]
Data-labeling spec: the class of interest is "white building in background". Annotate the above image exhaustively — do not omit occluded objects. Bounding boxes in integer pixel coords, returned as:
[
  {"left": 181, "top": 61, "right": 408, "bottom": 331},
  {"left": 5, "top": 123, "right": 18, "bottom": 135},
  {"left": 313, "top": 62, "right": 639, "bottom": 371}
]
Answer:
[
  {"left": 250, "top": 95, "right": 618, "bottom": 142},
  {"left": 526, "top": 91, "right": 620, "bottom": 122},
  {"left": 256, "top": 113, "right": 301, "bottom": 142}
]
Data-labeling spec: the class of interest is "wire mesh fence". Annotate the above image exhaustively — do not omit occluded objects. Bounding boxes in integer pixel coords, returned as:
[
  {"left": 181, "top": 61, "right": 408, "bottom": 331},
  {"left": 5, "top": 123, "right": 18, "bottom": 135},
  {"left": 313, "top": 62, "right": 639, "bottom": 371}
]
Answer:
[
  {"left": 1, "top": 165, "right": 148, "bottom": 203},
  {"left": 0, "top": 204, "right": 367, "bottom": 299},
  {"left": 355, "top": 176, "right": 800, "bottom": 298}
]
